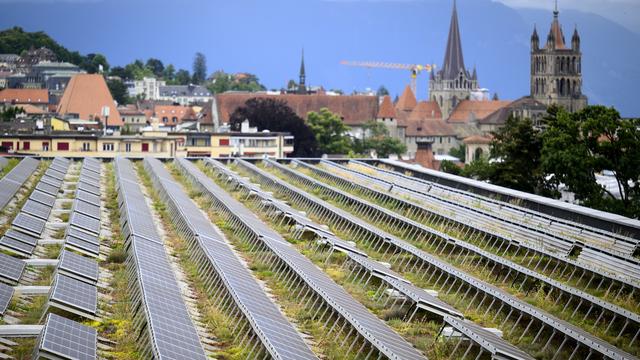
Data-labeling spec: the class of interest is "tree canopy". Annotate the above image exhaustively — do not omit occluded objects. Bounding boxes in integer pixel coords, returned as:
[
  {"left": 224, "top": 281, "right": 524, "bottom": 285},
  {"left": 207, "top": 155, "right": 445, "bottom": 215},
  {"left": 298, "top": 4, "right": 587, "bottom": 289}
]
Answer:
[
  {"left": 353, "top": 121, "right": 407, "bottom": 158},
  {"left": 192, "top": 52, "right": 207, "bottom": 85},
  {"left": 107, "top": 79, "right": 130, "bottom": 105},
  {"left": 307, "top": 108, "right": 352, "bottom": 155},
  {"left": 229, "top": 98, "right": 318, "bottom": 157},
  {"left": 208, "top": 71, "right": 266, "bottom": 94}
]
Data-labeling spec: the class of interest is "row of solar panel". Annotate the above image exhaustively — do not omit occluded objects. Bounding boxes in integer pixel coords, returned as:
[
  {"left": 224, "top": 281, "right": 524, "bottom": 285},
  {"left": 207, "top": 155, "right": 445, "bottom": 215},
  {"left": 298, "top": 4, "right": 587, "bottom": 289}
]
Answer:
[
  {"left": 0, "top": 158, "right": 69, "bottom": 258},
  {"left": 263, "top": 158, "right": 638, "bottom": 360},
  {"left": 232, "top": 158, "right": 534, "bottom": 360},
  {"left": 147, "top": 158, "right": 318, "bottom": 359},
  {"left": 181, "top": 158, "right": 426, "bottom": 360},
  {"left": 114, "top": 157, "right": 207, "bottom": 360},
  {"left": 0, "top": 157, "right": 39, "bottom": 211},
  {"left": 293, "top": 160, "right": 640, "bottom": 337}
]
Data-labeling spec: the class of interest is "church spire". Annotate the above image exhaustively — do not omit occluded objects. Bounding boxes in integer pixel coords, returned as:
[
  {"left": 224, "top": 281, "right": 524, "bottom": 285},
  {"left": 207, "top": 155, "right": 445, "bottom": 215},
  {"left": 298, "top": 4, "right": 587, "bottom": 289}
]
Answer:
[
  {"left": 298, "top": 48, "right": 307, "bottom": 94},
  {"left": 441, "top": 0, "right": 466, "bottom": 80},
  {"left": 548, "top": 0, "right": 565, "bottom": 49}
]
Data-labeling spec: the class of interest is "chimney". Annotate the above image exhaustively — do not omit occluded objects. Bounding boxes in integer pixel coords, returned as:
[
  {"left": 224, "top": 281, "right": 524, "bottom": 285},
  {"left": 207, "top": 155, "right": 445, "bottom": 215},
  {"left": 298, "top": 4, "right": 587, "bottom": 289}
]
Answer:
[{"left": 415, "top": 140, "right": 436, "bottom": 169}]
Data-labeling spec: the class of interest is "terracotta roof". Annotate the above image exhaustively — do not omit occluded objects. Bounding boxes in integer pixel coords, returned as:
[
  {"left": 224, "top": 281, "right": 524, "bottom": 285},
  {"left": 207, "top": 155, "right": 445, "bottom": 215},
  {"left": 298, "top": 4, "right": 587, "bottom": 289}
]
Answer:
[
  {"left": 154, "top": 105, "right": 196, "bottom": 125},
  {"left": 463, "top": 135, "right": 493, "bottom": 145},
  {"left": 215, "top": 93, "right": 378, "bottom": 126},
  {"left": 395, "top": 85, "right": 417, "bottom": 112},
  {"left": 57, "top": 74, "right": 123, "bottom": 126},
  {"left": 0, "top": 88, "right": 49, "bottom": 104},
  {"left": 549, "top": 15, "right": 566, "bottom": 49},
  {"left": 16, "top": 104, "right": 46, "bottom": 115},
  {"left": 479, "top": 97, "right": 547, "bottom": 125},
  {"left": 406, "top": 102, "right": 455, "bottom": 137},
  {"left": 447, "top": 100, "right": 511, "bottom": 123},
  {"left": 377, "top": 96, "right": 396, "bottom": 119}
]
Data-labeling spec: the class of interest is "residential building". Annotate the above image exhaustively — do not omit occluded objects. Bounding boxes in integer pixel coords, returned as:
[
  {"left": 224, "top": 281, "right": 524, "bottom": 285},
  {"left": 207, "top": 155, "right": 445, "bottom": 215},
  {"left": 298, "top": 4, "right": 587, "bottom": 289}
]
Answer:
[
  {"left": 57, "top": 74, "right": 123, "bottom": 130},
  {"left": 158, "top": 84, "right": 211, "bottom": 105},
  {"left": 429, "top": 0, "right": 478, "bottom": 120},
  {"left": 126, "top": 77, "right": 166, "bottom": 100},
  {"left": 0, "top": 88, "right": 50, "bottom": 110},
  {"left": 118, "top": 105, "right": 148, "bottom": 132},
  {"left": 479, "top": 97, "right": 548, "bottom": 133},
  {"left": 154, "top": 105, "right": 196, "bottom": 128},
  {"left": 404, "top": 101, "right": 457, "bottom": 157},
  {"left": 530, "top": 4, "right": 587, "bottom": 112},
  {"left": 7, "top": 62, "right": 83, "bottom": 94},
  {"left": 16, "top": 47, "right": 57, "bottom": 71},
  {"left": 0, "top": 54, "right": 19, "bottom": 71}
]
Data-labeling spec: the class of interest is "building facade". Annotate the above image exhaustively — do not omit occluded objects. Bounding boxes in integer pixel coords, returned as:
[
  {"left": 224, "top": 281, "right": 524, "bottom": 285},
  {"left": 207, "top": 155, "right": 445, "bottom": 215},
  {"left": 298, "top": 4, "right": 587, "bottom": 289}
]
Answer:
[
  {"left": 158, "top": 84, "right": 212, "bottom": 105},
  {"left": 530, "top": 5, "right": 587, "bottom": 112},
  {"left": 429, "top": 0, "right": 478, "bottom": 120}
]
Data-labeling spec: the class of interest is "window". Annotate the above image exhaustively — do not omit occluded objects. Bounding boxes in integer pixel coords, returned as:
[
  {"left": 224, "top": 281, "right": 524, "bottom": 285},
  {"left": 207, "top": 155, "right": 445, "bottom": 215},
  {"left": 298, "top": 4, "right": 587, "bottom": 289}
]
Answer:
[
  {"left": 82, "top": 142, "right": 91, "bottom": 152},
  {"left": 57, "top": 142, "right": 69, "bottom": 151},
  {"left": 103, "top": 143, "right": 114, "bottom": 151},
  {"left": 43, "top": 142, "right": 49, "bottom": 151},
  {"left": 162, "top": 117, "right": 168, "bottom": 123},
  {"left": 219, "top": 138, "right": 230, "bottom": 146},
  {"left": 23, "top": 141, "right": 30, "bottom": 150},
  {"left": 125, "top": 143, "right": 132, "bottom": 152},
  {"left": 142, "top": 143, "right": 149, "bottom": 152},
  {"left": 172, "top": 117, "right": 178, "bottom": 123},
  {"left": 439, "top": 137, "right": 443, "bottom": 144},
  {"left": 1, "top": 142, "right": 13, "bottom": 150}
]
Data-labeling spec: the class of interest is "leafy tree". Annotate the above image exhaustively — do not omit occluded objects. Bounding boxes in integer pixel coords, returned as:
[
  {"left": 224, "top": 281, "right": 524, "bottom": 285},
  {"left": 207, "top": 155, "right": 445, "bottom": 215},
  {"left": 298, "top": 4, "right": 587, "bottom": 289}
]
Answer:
[
  {"left": 287, "top": 79, "right": 297, "bottom": 90},
  {"left": 207, "top": 71, "right": 266, "bottom": 93},
  {"left": 353, "top": 121, "right": 406, "bottom": 158},
  {"left": 81, "top": 53, "right": 109, "bottom": 74},
  {"left": 106, "top": 79, "right": 130, "bottom": 105},
  {"left": 125, "top": 60, "right": 153, "bottom": 80},
  {"left": 461, "top": 158, "right": 494, "bottom": 180},
  {"left": 376, "top": 86, "right": 389, "bottom": 97},
  {"left": 174, "top": 69, "right": 191, "bottom": 85},
  {"left": 192, "top": 52, "right": 207, "bottom": 84},
  {"left": 229, "top": 98, "right": 318, "bottom": 157},
  {"left": 542, "top": 106, "right": 640, "bottom": 217},
  {"left": 163, "top": 64, "right": 175, "bottom": 81},
  {"left": 307, "top": 108, "right": 352, "bottom": 155},
  {"left": 0, "top": 106, "right": 25, "bottom": 122},
  {"left": 0, "top": 26, "right": 84, "bottom": 65},
  {"left": 109, "top": 66, "right": 132, "bottom": 80},
  {"left": 440, "top": 160, "right": 462, "bottom": 175},
  {"left": 448, "top": 144, "right": 466, "bottom": 162},
  {"left": 489, "top": 115, "right": 545, "bottom": 193},
  {"left": 145, "top": 58, "right": 164, "bottom": 77}
]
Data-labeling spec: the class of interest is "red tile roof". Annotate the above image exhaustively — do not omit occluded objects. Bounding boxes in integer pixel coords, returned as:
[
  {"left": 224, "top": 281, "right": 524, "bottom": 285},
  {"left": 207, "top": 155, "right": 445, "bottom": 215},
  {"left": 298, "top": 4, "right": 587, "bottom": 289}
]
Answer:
[
  {"left": 16, "top": 104, "right": 47, "bottom": 115},
  {"left": 377, "top": 96, "right": 396, "bottom": 119},
  {"left": 215, "top": 93, "right": 378, "bottom": 126},
  {"left": 405, "top": 102, "right": 455, "bottom": 137},
  {"left": 154, "top": 105, "right": 195, "bottom": 125},
  {"left": 447, "top": 100, "right": 511, "bottom": 123},
  {"left": 395, "top": 85, "right": 417, "bottom": 112},
  {"left": 408, "top": 101, "right": 442, "bottom": 122},
  {"left": 0, "top": 88, "right": 49, "bottom": 104},
  {"left": 463, "top": 135, "right": 493, "bottom": 144},
  {"left": 57, "top": 74, "right": 123, "bottom": 126}
]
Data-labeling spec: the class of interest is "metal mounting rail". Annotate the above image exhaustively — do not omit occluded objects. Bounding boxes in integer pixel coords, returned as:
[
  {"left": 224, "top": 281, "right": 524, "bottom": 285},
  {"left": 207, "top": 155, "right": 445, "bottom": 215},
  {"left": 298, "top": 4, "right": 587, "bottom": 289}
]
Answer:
[
  {"left": 260, "top": 158, "right": 638, "bottom": 360},
  {"left": 314, "top": 159, "right": 640, "bottom": 295},
  {"left": 149, "top": 158, "right": 318, "bottom": 360},
  {"left": 178, "top": 158, "right": 427, "bottom": 360}
]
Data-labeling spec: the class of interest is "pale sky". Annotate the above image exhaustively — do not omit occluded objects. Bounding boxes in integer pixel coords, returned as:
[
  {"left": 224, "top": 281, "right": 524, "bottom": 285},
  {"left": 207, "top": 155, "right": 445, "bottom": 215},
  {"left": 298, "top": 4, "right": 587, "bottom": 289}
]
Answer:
[{"left": 493, "top": 0, "right": 640, "bottom": 33}]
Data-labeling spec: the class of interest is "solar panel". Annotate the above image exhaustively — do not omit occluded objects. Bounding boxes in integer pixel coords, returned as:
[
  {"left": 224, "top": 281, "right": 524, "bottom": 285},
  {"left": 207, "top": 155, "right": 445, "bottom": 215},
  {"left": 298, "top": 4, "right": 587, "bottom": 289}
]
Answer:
[
  {"left": 76, "top": 190, "right": 100, "bottom": 205},
  {"left": 12, "top": 212, "right": 46, "bottom": 236},
  {"left": 40, "top": 175, "right": 63, "bottom": 189},
  {"left": 37, "top": 313, "right": 97, "bottom": 360},
  {"left": 73, "top": 200, "right": 101, "bottom": 220},
  {"left": 69, "top": 212, "right": 100, "bottom": 235},
  {"left": 29, "top": 190, "right": 56, "bottom": 207},
  {"left": 3, "top": 229, "right": 38, "bottom": 246},
  {"left": 0, "top": 157, "right": 7, "bottom": 169},
  {"left": 0, "top": 157, "right": 39, "bottom": 211},
  {"left": 58, "top": 250, "right": 99, "bottom": 283},
  {"left": 0, "top": 236, "right": 35, "bottom": 257},
  {"left": 0, "top": 282, "right": 13, "bottom": 315},
  {"left": 50, "top": 274, "right": 98, "bottom": 315},
  {"left": 35, "top": 181, "right": 60, "bottom": 196},
  {"left": 66, "top": 227, "right": 100, "bottom": 245},
  {"left": 79, "top": 175, "right": 100, "bottom": 188},
  {"left": 77, "top": 181, "right": 100, "bottom": 196},
  {"left": 65, "top": 237, "right": 100, "bottom": 258},
  {"left": 22, "top": 199, "right": 52, "bottom": 220},
  {"left": 44, "top": 168, "right": 65, "bottom": 181},
  {"left": 0, "top": 253, "right": 25, "bottom": 284},
  {"left": 49, "top": 163, "right": 68, "bottom": 175}
]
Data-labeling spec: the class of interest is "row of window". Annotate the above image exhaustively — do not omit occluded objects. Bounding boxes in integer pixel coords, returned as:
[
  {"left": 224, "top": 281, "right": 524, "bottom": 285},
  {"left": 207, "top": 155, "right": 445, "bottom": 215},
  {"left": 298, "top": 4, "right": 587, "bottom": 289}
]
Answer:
[{"left": 1, "top": 141, "right": 149, "bottom": 152}]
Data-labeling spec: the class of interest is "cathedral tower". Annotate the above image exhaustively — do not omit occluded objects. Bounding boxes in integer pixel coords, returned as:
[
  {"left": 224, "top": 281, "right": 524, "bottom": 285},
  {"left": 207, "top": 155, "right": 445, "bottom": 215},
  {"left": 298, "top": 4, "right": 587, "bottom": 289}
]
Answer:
[
  {"left": 429, "top": 0, "right": 478, "bottom": 119},
  {"left": 530, "top": 2, "right": 587, "bottom": 112}
]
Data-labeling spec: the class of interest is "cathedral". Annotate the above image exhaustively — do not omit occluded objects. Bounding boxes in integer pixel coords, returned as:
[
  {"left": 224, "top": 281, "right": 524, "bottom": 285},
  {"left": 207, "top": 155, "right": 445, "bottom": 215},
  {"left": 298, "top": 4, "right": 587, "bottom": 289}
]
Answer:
[{"left": 530, "top": 3, "right": 588, "bottom": 112}]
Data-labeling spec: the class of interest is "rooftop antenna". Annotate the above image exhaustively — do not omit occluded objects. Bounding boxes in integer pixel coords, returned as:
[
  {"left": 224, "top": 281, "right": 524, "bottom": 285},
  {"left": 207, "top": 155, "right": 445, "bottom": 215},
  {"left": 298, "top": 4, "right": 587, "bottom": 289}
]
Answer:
[{"left": 554, "top": 0, "right": 559, "bottom": 17}]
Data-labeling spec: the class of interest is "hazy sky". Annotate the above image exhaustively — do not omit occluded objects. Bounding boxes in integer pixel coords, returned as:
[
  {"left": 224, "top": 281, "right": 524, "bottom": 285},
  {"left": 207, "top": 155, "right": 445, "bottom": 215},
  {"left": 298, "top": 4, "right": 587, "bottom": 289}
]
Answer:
[{"left": 494, "top": 0, "right": 640, "bottom": 33}]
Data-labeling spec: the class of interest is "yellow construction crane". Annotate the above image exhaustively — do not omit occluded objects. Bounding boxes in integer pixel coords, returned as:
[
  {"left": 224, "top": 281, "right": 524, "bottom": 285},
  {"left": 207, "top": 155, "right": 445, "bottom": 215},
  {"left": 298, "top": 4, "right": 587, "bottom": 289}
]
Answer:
[{"left": 340, "top": 60, "right": 436, "bottom": 96}]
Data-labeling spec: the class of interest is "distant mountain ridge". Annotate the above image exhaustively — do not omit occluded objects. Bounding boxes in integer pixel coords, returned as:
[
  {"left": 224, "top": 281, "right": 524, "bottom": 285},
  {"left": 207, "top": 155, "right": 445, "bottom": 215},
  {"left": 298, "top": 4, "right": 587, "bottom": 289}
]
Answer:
[{"left": 0, "top": 0, "right": 638, "bottom": 116}]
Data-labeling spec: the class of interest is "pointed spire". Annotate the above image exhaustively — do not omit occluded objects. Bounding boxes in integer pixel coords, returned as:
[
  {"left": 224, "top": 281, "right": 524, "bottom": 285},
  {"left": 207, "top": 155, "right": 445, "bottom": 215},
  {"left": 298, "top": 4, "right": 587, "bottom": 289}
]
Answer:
[
  {"left": 471, "top": 65, "right": 477, "bottom": 81},
  {"left": 396, "top": 85, "right": 417, "bottom": 112},
  {"left": 554, "top": 0, "right": 559, "bottom": 17},
  {"left": 299, "top": 48, "right": 306, "bottom": 85},
  {"left": 531, "top": 24, "right": 540, "bottom": 49},
  {"left": 571, "top": 25, "right": 580, "bottom": 50},
  {"left": 548, "top": 0, "right": 565, "bottom": 49},
  {"left": 441, "top": 0, "right": 466, "bottom": 80}
]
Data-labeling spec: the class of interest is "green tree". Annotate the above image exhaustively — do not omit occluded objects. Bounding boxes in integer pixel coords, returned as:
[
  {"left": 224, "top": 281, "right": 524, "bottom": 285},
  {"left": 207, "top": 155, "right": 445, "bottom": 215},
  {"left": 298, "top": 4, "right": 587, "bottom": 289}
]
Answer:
[
  {"left": 145, "top": 58, "right": 164, "bottom": 77},
  {"left": 109, "top": 66, "right": 132, "bottom": 80},
  {"left": 81, "top": 53, "right": 109, "bottom": 74},
  {"left": 461, "top": 157, "right": 494, "bottom": 180},
  {"left": 287, "top": 79, "right": 297, "bottom": 90},
  {"left": 354, "top": 121, "right": 406, "bottom": 158},
  {"left": 489, "top": 115, "right": 545, "bottom": 193},
  {"left": 125, "top": 60, "right": 153, "bottom": 80},
  {"left": 307, "top": 108, "right": 352, "bottom": 155},
  {"left": 440, "top": 160, "right": 462, "bottom": 175},
  {"left": 106, "top": 79, "right": 130, "bottom": 105},
  {"left": 192, "top": 52, "right": 207, "bottom": 84},
  {"left": 229, "top": 98, "right": 318, "bottom": 157},
  {"left": 163, "top": 64, "right": 175, "bottom": 81},
  {"left": 376, "top": 85, "right": 389, "bottom": 97},
  {"left": 174, "top": 69, "right": 191, "bottom": 85},
  {"left": 448, "top": 143, "right": 466, "bottom": 162},
  {"left": 0, "top": 106, "right": 25, "bottom": 122},
  {"left": 542, "top": 106, "right": 640, "bottom": 217},
  {"left": 0, "top": 27, "right": 84, "bottom": 65}
]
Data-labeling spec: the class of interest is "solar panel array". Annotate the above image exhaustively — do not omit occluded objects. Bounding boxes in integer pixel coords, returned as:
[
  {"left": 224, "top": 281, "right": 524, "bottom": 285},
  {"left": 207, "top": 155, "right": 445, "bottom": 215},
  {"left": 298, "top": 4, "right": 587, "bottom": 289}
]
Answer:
[
  {"left": 0, "top": 158, "right": 68, "bottom": 257},
  {"left": 58, "top": 249, "right": 99, "bottom": 284},
  {"left": 0, "top": 252, "right": 25, "bottom": 285},
  {"left": 260, "top": 158, "right": 638, "bottom": 360},
  {"left": 63, "top": 158, "right": 102, "bottom": 257},
  {"left": 178, "top": 158, "right": 425, "bottom": 360},
  {"left": 0, "top": 157, "right": 39, "bottom": 211},
  {"left": 145, "top": 158, "right": 317, "bottom": 359},
  {"left": 114, "top": 157, "right": 207, "bottom": 360},
  {"left": 34, "top": 313, "right": 97, "bottom": 360},
  {"left": 48, "top": 273, "right": 98, "bottom": 316},
  {"left": 0, "top": 282, "right": 14, "bottom": 316}
]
